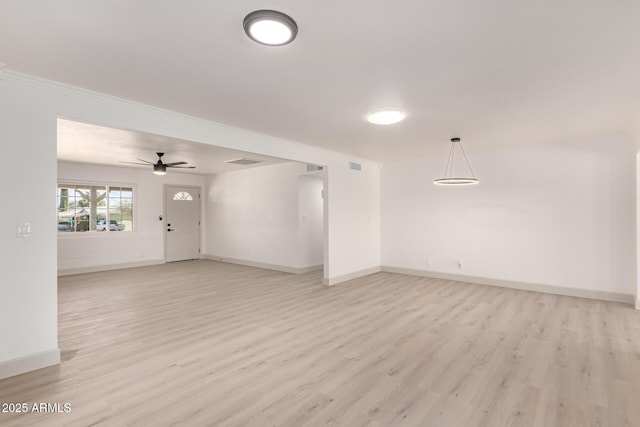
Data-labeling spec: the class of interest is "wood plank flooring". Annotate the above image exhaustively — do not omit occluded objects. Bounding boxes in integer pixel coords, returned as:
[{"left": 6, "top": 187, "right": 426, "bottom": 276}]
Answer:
[{"left": 1, "top": 260, "right": 639, "bottom": 426}]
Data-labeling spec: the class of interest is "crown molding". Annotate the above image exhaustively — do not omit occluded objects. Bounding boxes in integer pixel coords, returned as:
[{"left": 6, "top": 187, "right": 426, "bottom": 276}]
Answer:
[{"left": 3, "top": 68, "right": 224, "bottom": 124}]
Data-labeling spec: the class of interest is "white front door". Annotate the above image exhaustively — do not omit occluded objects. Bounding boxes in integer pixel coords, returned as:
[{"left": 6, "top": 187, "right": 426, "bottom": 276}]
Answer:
[{"left": 166, "top": 186, "right": 200, "bottom": 262}]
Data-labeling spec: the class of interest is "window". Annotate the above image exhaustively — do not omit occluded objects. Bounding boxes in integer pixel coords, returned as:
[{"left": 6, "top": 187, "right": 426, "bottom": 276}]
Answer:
[
  {"left": 57, "top": 183, "right": 134, "bottom": 233},
  {"left": 173, "top": 191, "right": 193, "bottom": 201}
]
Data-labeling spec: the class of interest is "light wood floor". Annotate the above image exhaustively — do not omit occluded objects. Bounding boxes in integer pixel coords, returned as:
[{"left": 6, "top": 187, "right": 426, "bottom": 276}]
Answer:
[{"left": 1, "top": 260, "right": 639, "bottom": 426}]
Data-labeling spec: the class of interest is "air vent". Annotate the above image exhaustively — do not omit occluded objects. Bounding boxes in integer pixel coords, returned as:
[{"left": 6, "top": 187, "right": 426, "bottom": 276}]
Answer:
[
  {"left": 225, "top": 158, "right": 262, "bottom": 165},
  {"left": 306, "top": 163, "right": 324, "bottom": 172},
  {"left": 348, "top": 162, "right": 362, "bottom": 171}
]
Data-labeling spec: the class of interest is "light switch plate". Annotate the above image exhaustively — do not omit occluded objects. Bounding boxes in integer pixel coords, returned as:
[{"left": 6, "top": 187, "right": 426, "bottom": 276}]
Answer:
[{"left": 17, "top": 222, "right": 31, "bottom": 238}]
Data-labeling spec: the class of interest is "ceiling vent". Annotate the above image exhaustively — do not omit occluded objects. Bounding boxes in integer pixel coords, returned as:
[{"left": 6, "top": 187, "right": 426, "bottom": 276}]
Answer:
[
  {"left": 225, "top": 158, "right": 262, "bottom": 165},
  {"left": 306, "top": 163, "right": 324, "bottom": 172},
  {"left": 348, "top": 162, "right": 362, "bottom": 171}
]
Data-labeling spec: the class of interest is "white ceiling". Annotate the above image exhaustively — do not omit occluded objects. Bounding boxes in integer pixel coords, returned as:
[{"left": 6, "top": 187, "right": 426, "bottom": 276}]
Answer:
[
  {"left": 3, "top": 1, "right": 640, "bottom": 161},
  {"left": 57, "top": 119, "right": 289, "bottom": 174}
]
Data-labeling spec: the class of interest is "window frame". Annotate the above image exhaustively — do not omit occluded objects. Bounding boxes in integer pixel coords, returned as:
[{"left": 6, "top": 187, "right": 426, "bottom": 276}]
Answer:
[{"left": 56, "top": 180, "right": 137, "bottom": 237}]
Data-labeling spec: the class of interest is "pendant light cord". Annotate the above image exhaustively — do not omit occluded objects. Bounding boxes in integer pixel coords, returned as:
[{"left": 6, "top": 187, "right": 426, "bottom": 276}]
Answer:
[
  {"left": 458, "top": 141, "right": 477, "bottom": 178},
  {"left": 443, "top": 141, "right": 456, "bottom": 178},
  {"left": 443, "top": 139, "right": 476, "bottom": 178}
]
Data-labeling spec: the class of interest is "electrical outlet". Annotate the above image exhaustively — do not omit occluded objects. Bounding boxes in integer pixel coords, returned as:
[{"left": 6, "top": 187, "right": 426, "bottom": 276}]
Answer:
[
  {"left": 426, "top": 258, "right": 432, "bottom": 267},
  {"left": 457, "top": 259, "right": 463, "bottom": 268}
]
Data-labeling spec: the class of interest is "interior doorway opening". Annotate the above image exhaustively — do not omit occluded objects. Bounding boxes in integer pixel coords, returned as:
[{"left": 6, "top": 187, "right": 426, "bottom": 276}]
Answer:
[
  {"left": 56, "top": 118, "right": 329, "bottom": 282},
  {"left": 298, "top": 172, "right": 325, "bottom": 273}
]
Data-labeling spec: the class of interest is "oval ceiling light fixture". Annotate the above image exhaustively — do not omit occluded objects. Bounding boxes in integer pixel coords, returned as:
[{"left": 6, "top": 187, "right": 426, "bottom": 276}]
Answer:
[
  {"left": 243, "top": 10, "right": 298, "bottom": 46},
  {"left": 366, "top": 109, "right": 407, "bottom": 126},
  {"left": 433, "top": 137, "right": 479, "bottom": 185}
]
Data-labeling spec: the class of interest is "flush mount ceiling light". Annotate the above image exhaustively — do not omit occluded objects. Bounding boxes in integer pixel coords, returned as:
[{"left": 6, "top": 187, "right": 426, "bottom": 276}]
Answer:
[
  {"left": 366, "top": 109, "right": 407, "bottom": 125},
  {"left": 434, "top": 137, "right": 479, "bottom": 185},
  {"left": 243, "top": 10, "right": 298, "bottom": 46}
]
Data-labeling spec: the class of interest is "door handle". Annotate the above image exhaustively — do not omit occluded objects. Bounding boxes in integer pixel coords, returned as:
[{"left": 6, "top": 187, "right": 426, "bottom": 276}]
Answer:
[{"left": 167, "top": 228, "right": 174, "bottom": 232}]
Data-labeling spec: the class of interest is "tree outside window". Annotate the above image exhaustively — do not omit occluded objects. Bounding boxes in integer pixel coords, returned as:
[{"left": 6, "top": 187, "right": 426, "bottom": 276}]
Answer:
[{"left": 57, "top": 183, "right": 133, "bottom": 233}]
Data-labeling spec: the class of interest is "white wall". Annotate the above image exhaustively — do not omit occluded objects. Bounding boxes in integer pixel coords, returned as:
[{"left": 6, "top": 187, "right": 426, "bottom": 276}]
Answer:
[
  {"left": 633, "top": 113, "right": 640, "bottom": 309},
  {"left": 382, "top": 134, "right": 635, "bottom": 297},
  {"left": 206, "top": 160, "right": 380, "bottom": 279},
  {"left": 57, "top": 161, "right": 206, "bottom": 273},
  {"left": 205, "top": 163, "right": 325, "bottom": 270},
  {"left": 636, "top": 150, "right": 640, "bottom": 309},
  {"left": 0, "top": 70, "right": 380, "bottom": 378},
  {"left": 205, "top": 162, "right": 304, "bottom": 269},
  {"left": 328, "top": 163, "right": 381, "bottom": 281},
  {"left": 0, "top": 74, "right": 58, "bottom": 376},
  {"left": 298, "top": 174, "right": 324, "bottom": 268}
]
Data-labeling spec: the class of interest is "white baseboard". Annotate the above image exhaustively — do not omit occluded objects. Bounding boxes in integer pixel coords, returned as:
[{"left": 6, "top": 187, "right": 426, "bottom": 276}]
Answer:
[
  {"left": 203, "top": 254, "right": 323, "bottom": 275},
  {"left": 296, "top": 264, "right": 324, "bottom": 274},
  {"left": 323, "top": 266, "right": 381, "bottom": 286},
  {"left": 58, "top": 259, "right": 165, "bottom": 276},
  {"left": 0, "top": 348, "right": 60, "bottom": 380},
  {"left": 381, "top": 266, "right": 635, "bottom": 305}
]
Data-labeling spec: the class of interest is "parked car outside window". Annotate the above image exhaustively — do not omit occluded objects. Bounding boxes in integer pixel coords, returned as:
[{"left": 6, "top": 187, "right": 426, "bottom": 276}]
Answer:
[
  {"left": 96, "top": 219, "right": 125, "bottom": 231},
  {"left": 58, "top": 221, "right": 72, "bottom": 232}
]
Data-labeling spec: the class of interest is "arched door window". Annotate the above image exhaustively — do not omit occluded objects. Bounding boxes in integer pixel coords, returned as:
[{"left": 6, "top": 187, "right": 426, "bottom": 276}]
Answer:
[{"left": 173, "top": 191, "right": 193, "bottom": 201}]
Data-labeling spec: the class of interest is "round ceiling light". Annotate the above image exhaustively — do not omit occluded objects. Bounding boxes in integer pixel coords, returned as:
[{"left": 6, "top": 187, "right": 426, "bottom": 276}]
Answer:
[
  {"left": 243, "top": 10, "right": 298, "bottom": 46},
  {"left": 366, "top": 109, "right": 407, "bottom": 125}
]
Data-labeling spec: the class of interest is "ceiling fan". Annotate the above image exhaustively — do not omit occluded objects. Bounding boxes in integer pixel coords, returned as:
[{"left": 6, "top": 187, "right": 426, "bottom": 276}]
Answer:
[{"left": 120, "top": 152, "right": 196, "bottom": 175}]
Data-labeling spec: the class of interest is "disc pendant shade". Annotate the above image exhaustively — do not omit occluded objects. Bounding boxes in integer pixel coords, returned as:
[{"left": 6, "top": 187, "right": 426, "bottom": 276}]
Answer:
[{"left": 434, "top": 138, "right": 479, "bottom": 185}]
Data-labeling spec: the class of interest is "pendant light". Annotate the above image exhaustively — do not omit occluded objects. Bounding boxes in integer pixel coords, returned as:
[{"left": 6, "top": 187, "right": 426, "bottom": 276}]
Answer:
[{"left": 433, "top": 137, "right": 479, "bottom": 185}]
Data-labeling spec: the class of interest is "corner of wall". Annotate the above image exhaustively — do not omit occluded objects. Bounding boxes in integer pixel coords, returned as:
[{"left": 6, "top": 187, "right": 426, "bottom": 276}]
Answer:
[
  {"left": 323, "top": 266, "right": 381, "bottom": 286},
  {"left": 631, "top": 109, "right": 640, "bottom": 152},
  {"left": 635, "top": 113, "right": 640, "bottom": 312}
]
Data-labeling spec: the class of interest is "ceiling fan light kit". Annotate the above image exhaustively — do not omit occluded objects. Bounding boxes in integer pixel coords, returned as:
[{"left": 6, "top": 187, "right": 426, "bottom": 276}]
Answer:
[
  {"left": 153, "top": 164, "right": 167, "bottom": 176},
  {"left": 434, "top": 138, "right": 479, "bottom": 186}
]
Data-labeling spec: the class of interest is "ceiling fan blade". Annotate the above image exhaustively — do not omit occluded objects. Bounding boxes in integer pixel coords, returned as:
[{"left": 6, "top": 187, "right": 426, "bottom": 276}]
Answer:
[
  {"left": 135, "top": 158, "right": 155, "bottom": 165},
  {"left": 119, "top": 161, "right": 152, "bottom": 166},
  {"left": 167, "top": 165, "right": 196, "bottom": 169},
  {"left": 164, "top": 161, "right": 188, "bottom": 166}
]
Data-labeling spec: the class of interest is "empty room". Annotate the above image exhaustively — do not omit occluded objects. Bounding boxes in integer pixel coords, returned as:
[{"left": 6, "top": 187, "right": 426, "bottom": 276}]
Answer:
[{"left": 1, "top": 1, "right": 640, "bottom": 426}]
